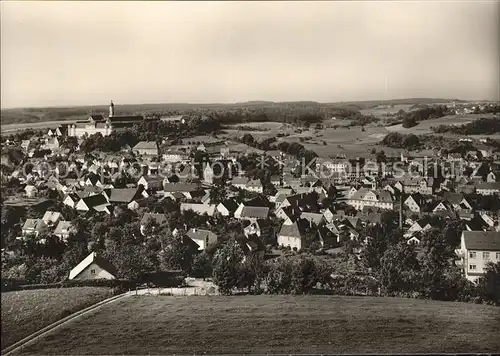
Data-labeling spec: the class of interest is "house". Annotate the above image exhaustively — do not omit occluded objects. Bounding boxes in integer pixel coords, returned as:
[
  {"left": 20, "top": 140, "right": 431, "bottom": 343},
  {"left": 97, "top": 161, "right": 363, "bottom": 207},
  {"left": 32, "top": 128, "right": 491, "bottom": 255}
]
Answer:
[
  {"left": 163, "top": 183, "right": 201, "bottom": 200},
  {"left": 243, "top": 219, "right": 272, "bottom": 239},
  {"left": 347, "top": 188, "right": 394, "bottom": 211},
  {"left": 433, "top": 201, "right": 454, "bottom": 213},
  {"left": 21, "top": 140, "right": 32, "bottom": 152},
  {"left": 140, "top": 213, "right": 168, "bottom": 235},
  {"left": 442, "top": 192, "right": 473, "bottom": 212},
  {"left": 456, "top": 231, "right": 500, "bottom": 282},
  {"left": 486, "top": 171, "right": 498, "bottom": 183},
  {"left": 44, "top": 137, "right": 60, "bottom": 151},
  {"left": 69, "top": 252, "right": 117, "bottom": 280},
  {"left": 180, "top": 203, "right": 216, "bottom": 216},
  {"left": 108, "top": 188, "right": 146, "bottom": 210},
  {"left": 246, "top": 179, "right": 263, "bottom": 193},
  {"left": 277, "top": 219, "right": 311, "bottom": 251},
  {"left": 186, "top": 228, "right": 218, "bottom": 251},
  {"left": 234, "top": 204, "right": 269, "bottom": 221},
  {"left": 75, "top": 194, "right": 111, "bottom": 214},
  {"left": 270, "top": 175, "right": 281, "bottom": 187},
  {"left": 54, "top": 221, "right": 75, "bottom": 241},
  {"left": 216, "top": 199, "right": 239, "bottom": 217},
  {"left": 404, "top": 218, "right": 432, "bottom": 238},
  {"left": 203, "top": 165, "right": 214, "bottom": 185},
  {"left": 399, "top": 176, "right": 436, "bottom": 195},
  {"left": 138, "top": 175, "right": 163, "bottom": 193},
  {"left": 241, "top": 234, "right": 266, "bottom": 261},
  {"left": 63, "top": 193, "right": 80, "bottom": 208},
  {"left": 24, "top": 185, "right": 38, "bottom": 197},
  {"left": 476, "top": 182, "right": 500, "bottom": 196},
  {"left": 300, "top": 212, "right": 325, "bottom": 228},
  {"left": 404, "top": 193, "right": 424, "bottom": 213},
  {"left": 41, "top": 211, "right": 62, "bottom": 227},
  {"left": 132, "top": 141, "right": 159, "bottom": 156},
  {"left": 22, "top": 219, "right": 48, "bottom": 237}
]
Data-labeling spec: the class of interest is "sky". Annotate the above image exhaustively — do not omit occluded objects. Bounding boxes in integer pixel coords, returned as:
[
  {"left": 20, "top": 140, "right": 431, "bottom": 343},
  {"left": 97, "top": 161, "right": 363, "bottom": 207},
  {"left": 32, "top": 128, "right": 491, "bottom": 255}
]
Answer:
[{"left": 1, "top": 1, "right": 499, "bottom": 108}]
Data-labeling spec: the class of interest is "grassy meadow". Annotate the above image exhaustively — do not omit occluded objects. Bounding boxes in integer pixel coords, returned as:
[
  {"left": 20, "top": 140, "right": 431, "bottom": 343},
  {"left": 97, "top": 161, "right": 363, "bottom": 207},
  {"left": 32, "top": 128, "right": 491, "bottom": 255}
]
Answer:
[
  {"left": 14, "top": 295, "right": 500, "bottom": 355},
  {"left": 1, "top": 287, "right": 113, "bottom": 349}
]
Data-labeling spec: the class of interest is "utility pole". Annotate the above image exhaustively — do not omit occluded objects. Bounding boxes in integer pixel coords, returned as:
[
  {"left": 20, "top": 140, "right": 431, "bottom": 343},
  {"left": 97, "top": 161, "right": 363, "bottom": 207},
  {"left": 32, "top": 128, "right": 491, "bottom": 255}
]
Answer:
[{"left": 399, "top": 193, "right": 403, "bottom": 229}]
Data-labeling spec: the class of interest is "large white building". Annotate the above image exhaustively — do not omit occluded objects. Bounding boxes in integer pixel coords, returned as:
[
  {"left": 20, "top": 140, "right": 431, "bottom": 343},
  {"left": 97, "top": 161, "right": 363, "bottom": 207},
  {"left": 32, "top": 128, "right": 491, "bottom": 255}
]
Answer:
[
  {"left": 67, "top": 101, "right": 147, "bottom": 138},
  {"left": 456, "top": 231, "right": 500, "bottom": 282}
]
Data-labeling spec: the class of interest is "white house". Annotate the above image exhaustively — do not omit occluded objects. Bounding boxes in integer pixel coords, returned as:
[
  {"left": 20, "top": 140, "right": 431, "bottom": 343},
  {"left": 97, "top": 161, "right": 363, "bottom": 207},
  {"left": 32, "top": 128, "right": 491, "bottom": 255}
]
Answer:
[
  {"left": 456, "top": 231, "right": 500, "bottom": 282},
  {"left": 69, "top": 252, "right": 117, "bottom": 280},
  {"left": 186, "top": 228, "right": 218, "bottom": 251}
]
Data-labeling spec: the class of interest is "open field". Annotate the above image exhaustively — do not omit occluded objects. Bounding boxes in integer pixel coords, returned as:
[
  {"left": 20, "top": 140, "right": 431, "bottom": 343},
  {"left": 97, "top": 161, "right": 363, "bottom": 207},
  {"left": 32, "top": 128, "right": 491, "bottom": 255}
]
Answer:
[
  {"left": 223, "top": 122, "right": 401, "bottom": 158},
  {"left": 1, "top": 120, "right": 77, "bottom": 135},
  {"left": 385, "top": 113, "right": 497, "bottom": 135},
  {"left": 15, "top": 295, "right": 500, "bottom": 355},
  {"left": 1, "top": 287, "right": 113, "bottom": 348},
  {"left": 360, "top": 103, "right": 417, "bottom": 118}
]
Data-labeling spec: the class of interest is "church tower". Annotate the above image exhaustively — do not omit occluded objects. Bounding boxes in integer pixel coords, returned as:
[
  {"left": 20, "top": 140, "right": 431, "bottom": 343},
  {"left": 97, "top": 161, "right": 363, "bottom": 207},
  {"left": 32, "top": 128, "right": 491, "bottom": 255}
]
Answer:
[{"left": 109, "top": 100, "right": 115, "bottom": 117}]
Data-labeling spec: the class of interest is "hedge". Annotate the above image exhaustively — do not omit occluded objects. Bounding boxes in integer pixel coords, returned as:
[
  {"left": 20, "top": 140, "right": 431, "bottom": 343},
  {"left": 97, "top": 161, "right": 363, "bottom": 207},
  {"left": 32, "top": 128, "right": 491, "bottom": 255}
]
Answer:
[{"left": 1, "top": 278, "right": 133, "bottom": 293}]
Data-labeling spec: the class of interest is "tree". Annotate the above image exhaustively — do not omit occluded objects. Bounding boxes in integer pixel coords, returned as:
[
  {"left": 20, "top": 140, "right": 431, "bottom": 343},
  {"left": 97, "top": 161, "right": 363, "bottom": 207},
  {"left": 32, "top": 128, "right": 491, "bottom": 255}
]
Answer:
[
  {"left": 191, "top": 252, "right": 213, "bottom": 281},
  {"left": 290, "top": 256, "right": 320, "bottom": 294},
  {"left": 211, "top": 238, "right": 245, "bottom": 295},
  {"left": 160, "top": 236, "right": 197, "bottom": 274},
  {"left": 237, "top": 254, "right": 264, "bottom": 293},
  {"left": 402, "top": 116, "right": 417, "bottom": 128},
  {"left": 379, "top": 241, "right": 420, "bottom": 294},
  {"left": 418, "top": 228, "right": 462, "bottom": 300},
  {"left": 476, "top": 262, "right": 500, "bottom": 305}
]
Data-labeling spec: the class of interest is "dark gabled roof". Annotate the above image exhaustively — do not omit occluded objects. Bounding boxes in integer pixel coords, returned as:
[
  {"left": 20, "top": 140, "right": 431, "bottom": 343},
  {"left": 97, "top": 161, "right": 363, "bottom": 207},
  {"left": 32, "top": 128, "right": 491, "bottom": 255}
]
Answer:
[
  {"left": 278, "top": 219, "right": 310, "bottom": 239},
  {"left": 164, "top": 183, "right": 199, "bottom": 193},
  {"left": 89, "top": 114, "right": 105, "bottom": 121},
  {"left": 241, "top": 206, "right": 269, "bottom": 219},
  {"left": 219, "top": 199, "right": 238, "bottom": 212},
  {"left": 139, "top": 175, "right": 163, "bottom": 188},
  {"left": 246, "top": 234, "right": 265, "bottom": 252},
  {"left": 443, "top": 192, "right": 465, "bottom": 205},
  {"left": 109, "top": 188, "right": 141, "bottom": 203},
  {"left": 476, "top": 182, "right": 500, "bottom": 190},
  {"left": 133, "top": 141, "right": 158, "bottom": 150},
  {"left": 69, "top": 252, "right": 117, "bottom": 280},
  {"left": 186, "top": 229, "right": 217, "bottom": 241},
  {"left": 463, "top": 231, "right": 500, "bottom": 251},
  {"left": 82, "top": 194, "right": 109, "bottom": 208},
  {"left": 108, "top": 115, "right": 144, "bottom": 123}
]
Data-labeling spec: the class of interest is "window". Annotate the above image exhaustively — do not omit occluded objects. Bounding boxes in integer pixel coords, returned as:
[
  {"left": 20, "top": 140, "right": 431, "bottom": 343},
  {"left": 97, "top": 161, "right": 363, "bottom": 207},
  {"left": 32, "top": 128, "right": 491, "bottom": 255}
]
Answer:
[
  {"left": 469, "top": 265, "right": 477, "bottom": 270},
  {"left": 469, "top": 251, "right": 476, "bottom": 259},
  {"left": 497, "top": 252, "right": 500, "bottom": 260},
  {"left": 90, "top": 269, "right": 96, "bottom": 275},
  {"left": 483, "top": 252, "right": 490, "bottom": 261}
]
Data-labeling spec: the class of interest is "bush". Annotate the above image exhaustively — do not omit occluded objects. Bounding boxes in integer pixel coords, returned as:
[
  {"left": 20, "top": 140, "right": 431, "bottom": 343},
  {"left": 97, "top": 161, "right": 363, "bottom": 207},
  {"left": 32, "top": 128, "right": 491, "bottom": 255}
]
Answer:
[{"left": 402, "top": 116, "right": 418, "bottom": 128}]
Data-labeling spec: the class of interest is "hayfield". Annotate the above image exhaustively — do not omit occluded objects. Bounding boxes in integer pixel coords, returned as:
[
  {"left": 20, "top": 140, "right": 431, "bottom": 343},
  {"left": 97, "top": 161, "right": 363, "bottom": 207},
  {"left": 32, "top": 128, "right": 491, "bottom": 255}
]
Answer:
[
  {"left": 223, "top": 122, "right": 403, "bottom": 158},
  {"left": 385, "top": 113, "right": 496, "bottom": 135},
  {"left": 1, "top": 287, "right": 113, "bottom": 349},
  {"left": 360, "top": 103, "right": 417, "bottom": 118},
  {"left": 15, "top": 295, "right": 500, "bottom": 355}
]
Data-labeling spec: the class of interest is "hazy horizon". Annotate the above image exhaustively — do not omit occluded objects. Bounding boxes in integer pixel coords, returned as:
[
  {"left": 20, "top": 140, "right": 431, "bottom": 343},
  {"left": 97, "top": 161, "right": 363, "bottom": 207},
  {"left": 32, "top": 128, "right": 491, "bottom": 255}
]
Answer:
[{"left": 1, "top": 1, "right": 499, "bottom": 109}]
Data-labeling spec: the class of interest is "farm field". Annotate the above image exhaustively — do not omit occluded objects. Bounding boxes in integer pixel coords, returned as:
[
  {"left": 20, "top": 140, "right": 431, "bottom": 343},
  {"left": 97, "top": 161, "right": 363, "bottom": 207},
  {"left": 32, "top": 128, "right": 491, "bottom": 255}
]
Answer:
[
  {"left": 1, "top": 120, "right": 77, "bottom": 135},
  {"left": 15, "top": 295, "right": 500, "bottom": 355},
  {"left": 224, "top": 122, "right": 401, "bottom": 158},
  {"left": 1, "top": 287, "right": 113, "bottom": 349},
  {"left": 360, "top": 103, "right": 417, "bottom": 118},
  {"left": 385, "top": 113, "right": 496, "bottom": 135}
]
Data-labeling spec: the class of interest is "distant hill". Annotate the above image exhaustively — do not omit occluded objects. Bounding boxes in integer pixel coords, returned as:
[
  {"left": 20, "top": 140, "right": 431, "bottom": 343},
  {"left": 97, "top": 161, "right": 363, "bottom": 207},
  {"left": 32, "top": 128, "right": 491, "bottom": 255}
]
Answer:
[
  {"left": 0, "top": 98, "right": 475, "bottom": 126},
  {"left": 330, "top": 98, "right": 466, "bottom": 110}
]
